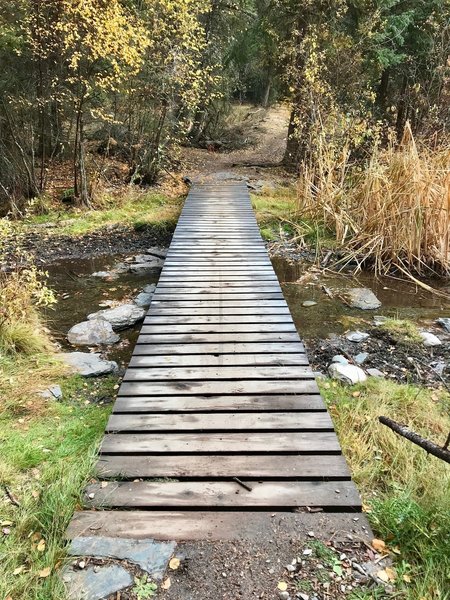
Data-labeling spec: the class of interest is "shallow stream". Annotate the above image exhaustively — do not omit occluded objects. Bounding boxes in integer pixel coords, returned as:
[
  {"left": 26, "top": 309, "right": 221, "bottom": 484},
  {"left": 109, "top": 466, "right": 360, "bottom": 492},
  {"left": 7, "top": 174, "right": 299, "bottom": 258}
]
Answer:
[{"left": 42, "top": 252, "right": 450, "bottom": 368}]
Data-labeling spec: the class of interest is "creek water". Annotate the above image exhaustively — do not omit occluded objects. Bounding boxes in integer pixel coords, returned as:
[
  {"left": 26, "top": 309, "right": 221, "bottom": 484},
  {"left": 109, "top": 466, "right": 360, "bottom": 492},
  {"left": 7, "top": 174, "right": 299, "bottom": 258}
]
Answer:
[{"left": 41, "top": 252, "right": 450, "bottom": 366}]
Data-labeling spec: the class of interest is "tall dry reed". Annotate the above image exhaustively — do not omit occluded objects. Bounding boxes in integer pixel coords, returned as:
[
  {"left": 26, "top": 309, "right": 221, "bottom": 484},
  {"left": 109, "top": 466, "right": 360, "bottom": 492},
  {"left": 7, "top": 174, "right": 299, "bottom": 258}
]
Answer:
[{"left": 298, "top": 123, "right": 450, "bottom": 276}]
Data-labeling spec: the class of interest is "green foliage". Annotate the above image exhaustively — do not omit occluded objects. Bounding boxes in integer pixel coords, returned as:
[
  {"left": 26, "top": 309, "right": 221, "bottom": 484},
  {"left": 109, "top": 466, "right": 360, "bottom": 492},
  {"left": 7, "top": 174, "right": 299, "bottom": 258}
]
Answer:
[{"left": 133, "top": 575, "right": 158, "bottom": 599}]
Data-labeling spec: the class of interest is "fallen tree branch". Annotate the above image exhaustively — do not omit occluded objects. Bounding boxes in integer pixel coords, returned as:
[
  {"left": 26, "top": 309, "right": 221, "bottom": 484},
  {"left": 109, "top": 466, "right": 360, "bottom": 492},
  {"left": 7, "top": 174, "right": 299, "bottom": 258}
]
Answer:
[{"left": 379, "top": 416, "right": 450, "bottom": 464}]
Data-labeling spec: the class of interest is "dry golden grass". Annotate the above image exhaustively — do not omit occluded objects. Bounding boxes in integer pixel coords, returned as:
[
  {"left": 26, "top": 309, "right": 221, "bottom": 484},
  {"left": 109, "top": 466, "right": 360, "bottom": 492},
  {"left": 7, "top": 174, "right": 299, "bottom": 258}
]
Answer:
[{"left": 298, "top": 123, "right": 450, "bottom": 277}]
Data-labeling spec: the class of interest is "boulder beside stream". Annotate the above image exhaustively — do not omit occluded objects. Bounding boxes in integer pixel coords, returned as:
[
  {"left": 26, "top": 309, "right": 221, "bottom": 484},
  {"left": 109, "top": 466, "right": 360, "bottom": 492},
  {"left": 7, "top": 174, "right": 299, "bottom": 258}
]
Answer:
[
  {"left": 67, "top": 320, "right": 120, "bottom": 346},
  {"left": 88, "top": 304, "right": 145, "bottom": 330},
  {"left": 61, "top": 352, "right": 118, "bottom": 377},
  {"left": 343, "top": 288, "right": 382, "bottom": 310}
]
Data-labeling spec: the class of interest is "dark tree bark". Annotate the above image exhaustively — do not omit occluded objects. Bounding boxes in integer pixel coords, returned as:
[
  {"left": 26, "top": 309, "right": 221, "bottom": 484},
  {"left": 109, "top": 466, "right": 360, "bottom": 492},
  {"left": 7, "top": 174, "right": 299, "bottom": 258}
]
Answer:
[{"left": 379, "top": 416, "right": 450, "bottom": 464}]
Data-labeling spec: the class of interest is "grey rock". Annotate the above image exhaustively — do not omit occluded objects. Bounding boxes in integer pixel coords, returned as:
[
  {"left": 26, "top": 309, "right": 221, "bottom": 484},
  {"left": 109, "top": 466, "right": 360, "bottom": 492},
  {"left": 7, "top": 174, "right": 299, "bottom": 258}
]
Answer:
[
  {"left": 88, "top": 304, "right": 145, "bottom": 331},
  {"left": 302, "top": 301, "right": 317, "bottom": 307},
  {"left": 328, "top": 363, "right": 367, "bottom": 385},
  {"left": 67, "top": 320, "right": 120, "bottom": 346},
  {"left": 134, "top": 292, "right": 153, "bottom": 308},
  {"left": 331, "top": 355, "right": 349, "bottom": 365},
  {"left": 143, "top": 284, "right": 157, "bottom": 294},
  {"left": 354, "top": 352, "right": 369, "bottom": 365},
  {"left": 63, "top": 564, "right": 132, "bottom": 600},
  {"left": 69, "top": 537, "right": 176, "bottom": 579},
  {"left": 278, "top": 592, "right": 290, "bottom": 600},
  {"left": 346, "top": 330, "right": 370, "bottom": 343},
  {"left": 112, "top": 262, "right": 130, "bottom": 274},
  {"left": 129, "top": 261, "right": 163, "bottom": 273},
  {"left": 420, "top": 331, "right": 442, "bottom": 347},
  {"left": 146, "top": 247, "right": 168, "bottom": 259},
  {"left": 61, "top": 352, "right": 118, "bottom": 377},
  {"left": 431, "top": 361, "right": 446, "bottom": 376},
  {"left": 343, "top": 287, "right": 382, "bottom": 310},
  {"left": 436, "top": 318, "right": 450, "bottom": 333},
  {"left": 39, "top": 385, "right": 62, "bottom": 400},
  {"left": 367, "top": 368, "right": 385, "bottom": 378}
]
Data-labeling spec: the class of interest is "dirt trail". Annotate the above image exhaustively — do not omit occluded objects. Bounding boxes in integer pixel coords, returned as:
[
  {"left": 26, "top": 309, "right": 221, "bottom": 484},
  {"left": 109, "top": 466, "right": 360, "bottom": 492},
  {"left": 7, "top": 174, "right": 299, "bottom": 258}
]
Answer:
[{"left": 181, "top": 105, "right": 293, "bottom": 186}]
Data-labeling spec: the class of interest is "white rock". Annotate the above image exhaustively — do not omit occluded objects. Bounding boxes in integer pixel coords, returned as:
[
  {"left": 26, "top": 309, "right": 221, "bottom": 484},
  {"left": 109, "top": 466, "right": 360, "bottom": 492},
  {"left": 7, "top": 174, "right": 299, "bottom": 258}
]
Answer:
[
  {"left": 61, "top": 352, "right": 118, "bottom": 377},
  {"left": 302, "top": 301, "right": 317, "bottom": 307},
  {"left": 367, "top": 368, "right": 384, "bottom": 378},
  {"left": 420, "top": 331, "right": 442, "bottom": 347},
  {"left": 331, "top": 355, "right": 348, "bottom": 365},
  {"left": 88, "top": 304, "right": 145, "bottom": 330},
  {"left": 328, "top": 363, "right": 367, "bottom": 385},
  {"left": 67, "top": 320, "right": 120, "bottom": 346},
  {"left": 346, "top": 330, "right": 370, "bottom": 343}
]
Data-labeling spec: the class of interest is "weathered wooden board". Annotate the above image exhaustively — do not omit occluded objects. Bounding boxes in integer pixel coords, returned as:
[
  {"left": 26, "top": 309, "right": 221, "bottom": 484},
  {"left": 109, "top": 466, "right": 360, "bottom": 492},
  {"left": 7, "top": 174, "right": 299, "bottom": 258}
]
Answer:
[
  {"left": 106, "top": 412, "right": 334, "bottom": 432},
  {"left": 112, "top": 394, "right": 326, "bottom": 413},
  {"left": 96, "top": 454, "right": 350, "bottom": 479},
  {"left": 143, "top": 315, "right": 294, "bottom": 324},
  {"left": 129, "top": 353, "right": 308, "bottom": 367},
  {"left": 84, "top": 481, "right": 360, "bottom": 508},
  {"left": 123, "top": 366, "right": 313, "bottom": 381},
  {"left": 118, "top": 379, "right": 319, "bottom": 396},
  {"left": 135, "top": 332, "right": 301, "bottom": 344},
  {"left": 132, "top": 342, "right": 306, "bottom": 354},
  {"left": 139, "top": 323, "right": 297, "bottom": 334},
  {"left": 100, "top": 432, "right": 337, "bottom": 454}
]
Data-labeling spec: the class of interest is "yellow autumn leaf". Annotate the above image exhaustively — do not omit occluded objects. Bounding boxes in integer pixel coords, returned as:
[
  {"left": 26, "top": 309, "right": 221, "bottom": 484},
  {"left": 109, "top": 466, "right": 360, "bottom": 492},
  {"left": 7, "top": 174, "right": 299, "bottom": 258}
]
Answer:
[
  {"left": 37, "top": 539, "right": 46, "bottom": 552},
  {"left": 169, "top": 557, "right": 180, "bottom": 570},
  {"left": 403, "top": 574, "right": 412, "bottom": 583},
  {"left": 39, "top": 567, "right": 51, "bottom": 578},
  {"left": 277, "top": 581, "right": 288, "bottom": 591},
  {"left": 385, "top": 567, "right": 397, "bottom": 581},
  {"left": 13, "top": 566, "right": 25, "bottom": 575}
]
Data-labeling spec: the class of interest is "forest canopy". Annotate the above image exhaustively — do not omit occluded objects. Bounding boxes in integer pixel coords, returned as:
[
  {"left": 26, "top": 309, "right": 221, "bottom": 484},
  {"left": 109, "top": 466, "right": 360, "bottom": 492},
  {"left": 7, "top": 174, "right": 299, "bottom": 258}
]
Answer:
[{"left": 0, "top": 0, "right": 449, "bottom": 212}]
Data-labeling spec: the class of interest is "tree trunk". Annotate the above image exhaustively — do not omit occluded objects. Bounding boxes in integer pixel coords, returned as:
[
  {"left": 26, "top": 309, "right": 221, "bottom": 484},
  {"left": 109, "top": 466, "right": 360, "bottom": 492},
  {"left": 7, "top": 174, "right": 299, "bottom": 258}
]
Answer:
[
  {"left": 396, "top": 75, "right": 409, "bottom": 141},
  {"left": 262, "top": 80, "right": 272, "bottom": 108},
  {"left": 73, "top": 95, "right": 91, "bottom": 207},
  {"left": 376, "top": 68, "right": 390, "bottom": 113}
]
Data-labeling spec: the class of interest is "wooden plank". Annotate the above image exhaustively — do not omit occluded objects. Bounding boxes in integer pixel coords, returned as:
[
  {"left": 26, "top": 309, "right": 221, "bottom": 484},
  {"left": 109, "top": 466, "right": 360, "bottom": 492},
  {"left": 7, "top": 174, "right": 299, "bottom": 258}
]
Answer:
[
  {"left": 118, "top": 379, "right": 319, "bottom": 396},
  {"left": 143, "top": 315, "right": 293, "bottom": 324},
  {"left": 84, "top": 481, "right": 360, "bottom": 509},
  {"left": 129, "top": 353, "right": 308, "bottom": 367},
  {"left": 106, "top": 412, "right": 334, "bottom": 432},
  {"left": 132, "top": 342, "right": 305, "bottom": 354},
  {"left": 158, "top": 276, "right": 279, "bottom": 282},
  {"left": 113, "top": 394, "right": 325, "bottom": 413},
  {"left": 67, "top": 511, "right": 371, "bottom": 542},
  {"left": 146, "top": 307, "right": 292, "bottom": 315},
  {"left": 154, "top": 294, "right": 285, "bottom": 301},
  {"left": 96, "top": 454, "right": 350, "bottom": 479},
  {"left": 123, "top": 366, "right": 313, "bottom": 381},
  {"left": 156, "top": 282, "right": 281, "bottom": 289},
  {"left": 139, "top": 324, "right": 296, "bottom": 334},
  {"left": 150, "top": 300, "right": 288, "bottom": 307},
  {"left": 101, "top": 432, "right": 340, "bottom": 454},
  {"left": 135, "top": 333, "right": 301, "bottom": 343}
]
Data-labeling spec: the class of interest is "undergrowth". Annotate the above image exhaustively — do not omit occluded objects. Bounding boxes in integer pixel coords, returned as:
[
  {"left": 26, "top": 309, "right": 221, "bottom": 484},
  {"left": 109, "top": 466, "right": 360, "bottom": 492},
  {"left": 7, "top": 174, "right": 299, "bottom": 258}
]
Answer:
[
  {"left": 0, "top": 373, "right": 114, "bottom": 600},
  {"left": 22, "top": 190, "right": 182, "bottom": 236},
  {"left": 321, "top": 377, "right": 450, "bottom": 599}
]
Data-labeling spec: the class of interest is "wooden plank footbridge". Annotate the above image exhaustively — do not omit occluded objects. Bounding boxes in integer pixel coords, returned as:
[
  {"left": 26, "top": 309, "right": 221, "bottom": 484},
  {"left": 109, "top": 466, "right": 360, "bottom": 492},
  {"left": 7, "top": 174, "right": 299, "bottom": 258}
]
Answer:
[{"left": 68, "top": 183, "right": 361, "bottom": 540}]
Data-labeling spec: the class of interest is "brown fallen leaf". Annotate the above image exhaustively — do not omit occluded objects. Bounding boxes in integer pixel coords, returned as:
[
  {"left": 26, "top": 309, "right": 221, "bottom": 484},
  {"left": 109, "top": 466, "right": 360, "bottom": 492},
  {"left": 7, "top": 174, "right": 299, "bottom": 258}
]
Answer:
[
  {"left": 277, "top": 582, "right": 288, "bottom": 591},
  {"left": 13, "top": 566, "right": 25, "bottom": 575},
  {"left": 169, "top": 557, "right": 180, "bottom": 570},
  {"left": 371, "top": 538, "right": 386, "bottom": 553},
  {"left": 39, "top": 567, "right": 51, "bottom": 578},
  {"left": 31, "top": 490, "right": 40, "bottom": 499},
  {"left": 403, "top": 574, "right": 412, "bottom": 583},
  {"left": 37, "top": 539, "right": 46, "bottom": 552},
  {"left": 162, "top": 577, "right": 171, "bottom": 590},
  {"left": 352, "top": 391, "right": 361, "bottom": 398}
]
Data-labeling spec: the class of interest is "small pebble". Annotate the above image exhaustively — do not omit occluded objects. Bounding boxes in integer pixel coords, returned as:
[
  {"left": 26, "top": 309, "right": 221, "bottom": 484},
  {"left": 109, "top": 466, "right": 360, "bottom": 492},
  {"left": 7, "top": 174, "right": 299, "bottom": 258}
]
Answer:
[
  {"left": 307, "top": 531, "right": 315, "bottom": 538},
  {"left": 78, "top": 561, "right": 86, "bottom": 570},
  {"left": 303, "top": 549, "right": 312, "bottom": 556}
]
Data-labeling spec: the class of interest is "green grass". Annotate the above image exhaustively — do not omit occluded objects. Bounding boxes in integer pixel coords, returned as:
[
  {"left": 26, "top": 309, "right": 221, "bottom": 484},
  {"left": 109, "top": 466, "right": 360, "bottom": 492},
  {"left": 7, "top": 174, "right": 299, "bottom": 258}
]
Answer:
[
  {"left": 251, "top": 187, "right": 336, "bottom": 248},
  {"left": 23, "top": 190, "right": 182, "bottom": 236},
  {"left": 378, "top": 318, "right": 423, "bottom": 345},
  {"left": 321, "top": 377, "right": 450, "bottom": 599},
  {"left": 0, "top": 372, "right": 114, "bottom": 600}
]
